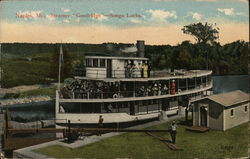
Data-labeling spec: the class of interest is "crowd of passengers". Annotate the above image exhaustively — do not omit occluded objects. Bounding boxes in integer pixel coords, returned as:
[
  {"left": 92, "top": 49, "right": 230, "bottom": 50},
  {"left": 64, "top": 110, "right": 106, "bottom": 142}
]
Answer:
[
  {"left": 125, "top": 60, "right": 151, "bottom": 78},
  {"left": 60, "top": 79, "right": 177, "bottom": 99}
]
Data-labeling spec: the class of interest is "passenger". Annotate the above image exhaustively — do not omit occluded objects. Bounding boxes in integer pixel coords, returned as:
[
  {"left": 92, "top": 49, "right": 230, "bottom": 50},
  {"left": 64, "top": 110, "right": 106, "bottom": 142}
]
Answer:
[
  {"left": 152, "top": 84, "right": 158, "bottom": 96},
  {"left": 131, "top": 64, "right": 137, "bottom": 78},
  {"left": 98, "top": 115, "right": 104, "bottom": 136},
  {"left": 147, "top": 86, "right": 152, "bottom": 96},
  {"left": 59, "top": 105, "right": 65, "bottom": 113},
  {"left": 142, "top": 62, "right": 148, "bottom": 78},
  {"left": 168, "top": 120, "right": 178, "bottom": 144},
  {"left": 170, "top": 80, "right": 176, "bottom": 94},
  {"left": 158, "top": 84, "right": 162, "bottom": 95},
  {"left": 140, "top": 63, "right": 144, "bottom": 78},
  {"left": 163, "top": 84, "right": 168, "bottom": 94},
  {"left": 140, "top": 86, "right": 145, "bottom": 96},
  {"left": 148, "top": 61, "right": 151, "bottom": 77},
  {"left": 0, "top": 151, "right": 4, "bottom": 159},
  {"left": 126, "top": 61, "right": 132, "bottom": 78}
]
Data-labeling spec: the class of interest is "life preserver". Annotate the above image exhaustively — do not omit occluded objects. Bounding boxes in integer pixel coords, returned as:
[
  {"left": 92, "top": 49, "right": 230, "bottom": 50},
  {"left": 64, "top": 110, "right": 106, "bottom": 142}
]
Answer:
[
  {"left": 178, "top": 89, "right": 182, "bottom": 93},
  {"left": 113, "top": 94, "right": 118, "bottom": 98}
]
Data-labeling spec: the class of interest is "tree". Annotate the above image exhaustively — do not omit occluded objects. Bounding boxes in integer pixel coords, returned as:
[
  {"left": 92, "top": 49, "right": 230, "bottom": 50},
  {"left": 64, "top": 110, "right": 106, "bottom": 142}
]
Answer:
[
  {"left": 182, "top": 22, "right": 220, "bottom": 70},
  {"left": 182, "top": 22, "right": 219, "bottom": 45}
]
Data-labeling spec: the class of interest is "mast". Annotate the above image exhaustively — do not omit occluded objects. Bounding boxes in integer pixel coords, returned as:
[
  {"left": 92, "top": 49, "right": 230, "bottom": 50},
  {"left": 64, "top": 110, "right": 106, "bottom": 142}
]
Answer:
[
  {"left": 58, "top": 42, "right": 63, "bottom": 90},
  {"left": 0, "top": 43, "right": 2, "bottom": 88}
]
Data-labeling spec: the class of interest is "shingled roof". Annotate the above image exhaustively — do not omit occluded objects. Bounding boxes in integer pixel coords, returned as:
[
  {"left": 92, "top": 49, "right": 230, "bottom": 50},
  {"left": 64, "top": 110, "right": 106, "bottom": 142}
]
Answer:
[{"left": 208, "top": 90, "right": 249, "bottom": 107}]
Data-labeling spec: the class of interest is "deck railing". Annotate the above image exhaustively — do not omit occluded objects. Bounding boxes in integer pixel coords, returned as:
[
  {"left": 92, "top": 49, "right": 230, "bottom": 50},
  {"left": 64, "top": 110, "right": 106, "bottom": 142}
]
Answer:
[
  {"left": 59, "top": 81, "right": 212, "bottom": 100},
  {"left": 86, "top": 69, "right": 144, "bottom": 78}
]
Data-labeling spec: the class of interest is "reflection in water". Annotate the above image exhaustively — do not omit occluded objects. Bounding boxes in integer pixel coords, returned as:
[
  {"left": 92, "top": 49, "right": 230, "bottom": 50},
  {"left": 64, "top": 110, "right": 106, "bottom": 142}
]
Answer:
[{"left": 9, "top": 101, "right": 55, "bottom": 122}]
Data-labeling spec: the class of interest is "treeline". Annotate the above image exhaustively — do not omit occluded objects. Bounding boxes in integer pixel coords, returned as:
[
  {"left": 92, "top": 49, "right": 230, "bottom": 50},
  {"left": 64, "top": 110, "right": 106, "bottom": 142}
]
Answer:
[
  {"left": 1, "top": 42, "right": 135, "bottom": 56},
  {"left": 145, "top": 40, "right": 248, "bottom": 75},
  {"left": 1, "top": 40, "right": 248, "bottom": 75}
]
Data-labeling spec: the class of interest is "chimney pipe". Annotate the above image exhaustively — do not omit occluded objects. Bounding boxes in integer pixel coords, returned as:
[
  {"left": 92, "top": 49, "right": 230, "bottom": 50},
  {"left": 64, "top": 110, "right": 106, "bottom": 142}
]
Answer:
[{"left": 136, "top": 40, "right": 145, "bottom": 58}]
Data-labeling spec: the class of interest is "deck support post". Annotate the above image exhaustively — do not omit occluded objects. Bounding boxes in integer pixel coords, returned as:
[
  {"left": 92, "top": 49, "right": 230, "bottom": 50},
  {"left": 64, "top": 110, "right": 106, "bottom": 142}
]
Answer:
[{"left": 186, "top": 79, "right": 188, "bottom": 90}]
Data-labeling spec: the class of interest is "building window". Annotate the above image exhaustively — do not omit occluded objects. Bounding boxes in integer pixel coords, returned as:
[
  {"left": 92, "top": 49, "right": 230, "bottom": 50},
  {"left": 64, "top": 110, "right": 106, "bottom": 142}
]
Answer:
[
  {"left": 245, "top": 105, "right": 248, "bottom": 112},
  {"left": 230, "top": 109, "right": 234, "bottom": 117}
]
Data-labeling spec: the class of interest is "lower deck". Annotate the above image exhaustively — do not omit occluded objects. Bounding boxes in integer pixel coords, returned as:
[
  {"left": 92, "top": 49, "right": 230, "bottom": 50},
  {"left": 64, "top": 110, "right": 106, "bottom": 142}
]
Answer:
[{"left": 56, "top": 91, "right": 209, "bottom": 124}]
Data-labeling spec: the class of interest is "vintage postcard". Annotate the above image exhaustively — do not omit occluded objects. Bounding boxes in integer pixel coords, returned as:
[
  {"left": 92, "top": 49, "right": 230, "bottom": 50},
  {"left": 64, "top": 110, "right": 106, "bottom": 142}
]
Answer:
[{"left": 0, "top": 0, "right": 249, "bottom": 158}]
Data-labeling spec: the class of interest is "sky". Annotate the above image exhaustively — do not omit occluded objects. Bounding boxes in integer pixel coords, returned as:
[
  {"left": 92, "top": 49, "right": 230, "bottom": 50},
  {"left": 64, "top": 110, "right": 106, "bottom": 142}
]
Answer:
[{"left": 0, "top": 0, "right": 248, "bottom": 45}]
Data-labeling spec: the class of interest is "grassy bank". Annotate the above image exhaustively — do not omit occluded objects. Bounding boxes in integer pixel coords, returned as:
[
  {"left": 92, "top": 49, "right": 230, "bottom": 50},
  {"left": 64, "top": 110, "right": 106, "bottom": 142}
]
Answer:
[
  {"left": 19, "top": 87, "right": 56, "bottom": 98},
  {"left": 34, "top": 119, "right": 248, "bottom": 159},
  {"left": 1, "top": 53, "right": 51, "bottom": 88}
]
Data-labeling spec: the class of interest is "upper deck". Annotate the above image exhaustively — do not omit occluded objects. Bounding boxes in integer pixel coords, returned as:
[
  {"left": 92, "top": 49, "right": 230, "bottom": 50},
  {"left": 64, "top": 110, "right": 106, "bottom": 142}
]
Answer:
[
  {"left": 59, "top": 69, "right": 212, "bottom": 101},
  {"left": 76, "top": 70, "right": 212, "bottom": 82},
  {"left": 85, "top": 55, "right": 149, "bottom": 79}
]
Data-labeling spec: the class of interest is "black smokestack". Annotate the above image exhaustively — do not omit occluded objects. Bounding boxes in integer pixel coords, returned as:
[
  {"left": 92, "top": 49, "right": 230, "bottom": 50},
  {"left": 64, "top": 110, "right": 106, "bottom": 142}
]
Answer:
[{"left": 136, "top": 40, "right": 145, "bottom": 58}]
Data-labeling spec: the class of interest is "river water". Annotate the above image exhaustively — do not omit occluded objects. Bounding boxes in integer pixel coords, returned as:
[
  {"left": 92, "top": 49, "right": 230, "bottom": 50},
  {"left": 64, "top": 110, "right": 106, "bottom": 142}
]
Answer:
[{"left": 5, "top": 75, "right": 249, "bottom": 122}]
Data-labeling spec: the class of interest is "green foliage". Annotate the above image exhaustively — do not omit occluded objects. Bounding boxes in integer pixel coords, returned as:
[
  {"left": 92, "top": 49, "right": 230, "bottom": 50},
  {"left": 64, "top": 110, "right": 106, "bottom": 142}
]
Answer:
[
  {"left": 182, "top": 22, "right": 219, "bottom": 45},
  {"left": 145, "top": 40, "right": 248, "bottom": 75},
  {"left": 1, "top": 53, "right": 51, "bottom": 88},
  {"left": 34, "top": 119, "right": 248, "bottom": 159},
  {"left": 49, "top": 45, "right": 73, "bottom": 80},
  {"left": 0, "top": 40, "right": 248, "bottom": 88},
  {"left": 19, "top": 87, "right": 56, "bottom": 98},
  {"left": 3, "top": 93, "right": 20, "bottom": 99}
]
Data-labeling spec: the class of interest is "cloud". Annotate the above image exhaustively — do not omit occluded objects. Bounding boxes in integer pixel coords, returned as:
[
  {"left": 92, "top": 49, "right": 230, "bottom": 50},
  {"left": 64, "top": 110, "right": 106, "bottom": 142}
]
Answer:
[
  {"left": 130, "top": 18, "right": 141, "bottom": 24},
  {"left": 192, "top": 12, "right": 202, "bottom": 20},
  {"left": 146, "top": 9, "right": 177, "bottom": 22},
  {"left": 63, "top": 19, "right": 70, "bottom": 23},
  {"left": 62, "top": 8, "right": 70, "bottom": 13},
  {"left": 0, "top": 22, "right": 248, "bottom": 45},
  {"left": 217, "top": 8, "right": 234, "bottom": 15}
]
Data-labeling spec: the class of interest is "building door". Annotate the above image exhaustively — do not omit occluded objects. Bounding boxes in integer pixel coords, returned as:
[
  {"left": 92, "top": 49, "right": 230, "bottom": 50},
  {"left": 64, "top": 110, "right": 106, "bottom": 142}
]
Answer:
[
  {"left": 107, "top": 59, "right": 112, "bottom": 78},
  {"left": 200, "top": 106, "right": 207, "bottom": 127}
]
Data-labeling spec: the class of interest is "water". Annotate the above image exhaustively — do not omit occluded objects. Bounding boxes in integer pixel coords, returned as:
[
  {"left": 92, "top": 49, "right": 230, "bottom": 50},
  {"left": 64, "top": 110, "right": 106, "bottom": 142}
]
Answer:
[
  {"left": 212, "top": 75, "right": 249, "bottom": 94},
  {"left": 8, "top": 101, "right": 55, "bottom": 122},
  {"left": 4, "top": 75, "right": 249, "bottom": 122}
]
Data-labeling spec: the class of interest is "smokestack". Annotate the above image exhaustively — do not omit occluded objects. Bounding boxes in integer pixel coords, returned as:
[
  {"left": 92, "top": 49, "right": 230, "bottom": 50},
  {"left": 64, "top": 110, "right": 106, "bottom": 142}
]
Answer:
[{"left": 136, "top": 40, "right": 145, "bottom": 58}]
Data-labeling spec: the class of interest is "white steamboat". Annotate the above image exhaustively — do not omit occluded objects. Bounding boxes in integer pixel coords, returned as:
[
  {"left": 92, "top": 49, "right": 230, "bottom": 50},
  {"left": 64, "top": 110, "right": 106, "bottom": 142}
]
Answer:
[{"left": 55, "top": 41, "right": 213, "bottom": 127}]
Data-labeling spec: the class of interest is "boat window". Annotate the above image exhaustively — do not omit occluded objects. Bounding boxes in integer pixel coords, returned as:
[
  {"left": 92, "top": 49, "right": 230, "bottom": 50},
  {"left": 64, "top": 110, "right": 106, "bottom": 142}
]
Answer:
[
  {"left": 85, "top": 59, "right": 88, "bottom": 67},
  {"left": 100, "top": 59, "right": 106, "bottom": 67},
  {"left": 153, "top": 99, "right": 158, "bottom": 104},
  {"left": 143, "top": 100, "right": 148, "bottom": 106},
  {"left": 87, "top": 59, "right": 93, "bottom": 67},
  {"left": 149, "top": 100, "right": 153, "bottom": 105},
  {"left": 123, "top": 102, "right": 128, "bottom": 108},
  {"left": 93, "top": 59, "right": 98, "bottom": 67},
  {"left": 138, "top": 101, "right": 143, "bottom": 106}
]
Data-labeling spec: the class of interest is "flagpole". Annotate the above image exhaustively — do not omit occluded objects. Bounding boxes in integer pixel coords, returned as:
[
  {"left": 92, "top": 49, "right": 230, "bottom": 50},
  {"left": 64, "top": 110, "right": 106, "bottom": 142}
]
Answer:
[
  {"left": 58, "top": 41, "right": 62, "bottom": 90},
  {"left": 0, "top": 43, "right": 2, "bottom": 88}
]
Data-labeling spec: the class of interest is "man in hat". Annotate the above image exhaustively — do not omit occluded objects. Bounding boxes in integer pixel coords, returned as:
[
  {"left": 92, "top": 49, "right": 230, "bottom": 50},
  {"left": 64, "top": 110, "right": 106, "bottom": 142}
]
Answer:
[
  {"left": 98, "top": 115, "right": 104, "bottom": 136},
  {"left": 168, "top": 120, "right": 178, "bottom": 144}
]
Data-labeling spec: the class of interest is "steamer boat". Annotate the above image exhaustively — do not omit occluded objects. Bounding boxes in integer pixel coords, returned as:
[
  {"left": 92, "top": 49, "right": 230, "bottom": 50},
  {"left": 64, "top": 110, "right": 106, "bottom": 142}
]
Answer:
[{"left": 55, "top": 41, "right": 213, "bottom": 127}]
